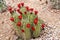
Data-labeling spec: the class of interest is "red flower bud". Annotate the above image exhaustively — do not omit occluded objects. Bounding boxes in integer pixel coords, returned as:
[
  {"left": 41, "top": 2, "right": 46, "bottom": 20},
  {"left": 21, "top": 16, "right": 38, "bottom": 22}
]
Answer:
[
  {"left": 34, "top": 11, "right": 38, "bottom": 15},
  {"left": 25, "top": 6, "right": 29, "bottom": 11},
  {"left": 32, "top": 27, "right": 35, "bottom": 31},
  {"left": 41, "top": 23, "right": 45, "bottom": 29},
  {"left": 17, "top": 22, "right": 21, "bottom": 26},
  {"left": 29, "top": 8, "right": 34, "bottom": 11},
  {"left": 24, "top": 11, "right": 27, "bottom": 14},
  {"left": 10, "top": 17, "right": 14, "bottom": 21},
  {"left": 35, "top": 17, "right": 38, "bottom": 20},
  {"left": 18, "top": 3, "right": 21, "bottom": 8},
  {"left": 34, "top": 18, "right": 38, "bottom": 25},
  {"left": 21, "top": 29, "right": 25, "bottom": 32},
  {"left": 8, "top": 6, "right": 13, "bottom": 13},
  {"left": 26, "top": 23, "right": 31, "bottom": 28},
  {"left": 16, "top": 8, "right": 20, "bottom": 11},
  {"left": 21, "top": 2, "right": 24, "bottom": 6},
  {"left": 17, "top": 9, "right": 22, "bottom": 14},
  {"left": 18, "top": 15, "right": 22, "bottom": 20}
]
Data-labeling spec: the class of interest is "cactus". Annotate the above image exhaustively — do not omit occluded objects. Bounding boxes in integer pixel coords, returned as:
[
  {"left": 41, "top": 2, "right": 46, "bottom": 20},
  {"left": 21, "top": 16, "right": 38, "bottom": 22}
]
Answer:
[
  {"left": 0, "top": 0, "right": 7, "bottom": 12},
  {"left": 9, "top": 2, "right": 45, "bottom": 40}
]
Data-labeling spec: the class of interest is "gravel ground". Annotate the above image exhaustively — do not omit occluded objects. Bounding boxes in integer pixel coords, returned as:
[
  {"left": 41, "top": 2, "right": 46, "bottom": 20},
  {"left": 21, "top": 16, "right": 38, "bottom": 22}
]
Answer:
[{"left": 0, "top": 0, "right": 60, "bottom": 40}]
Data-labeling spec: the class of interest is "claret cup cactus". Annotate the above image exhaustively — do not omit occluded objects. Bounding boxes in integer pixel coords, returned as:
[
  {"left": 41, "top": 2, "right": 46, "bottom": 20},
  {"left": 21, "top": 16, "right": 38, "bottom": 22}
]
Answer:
[{"left": 9, "top": 2, "right": 45, "bottom": 40}]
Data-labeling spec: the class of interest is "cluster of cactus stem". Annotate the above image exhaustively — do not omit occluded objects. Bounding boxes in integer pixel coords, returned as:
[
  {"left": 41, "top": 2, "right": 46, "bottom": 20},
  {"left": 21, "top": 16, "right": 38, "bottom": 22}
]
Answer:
[
  {"left": 50, "top": 0, "right": 60, "bottom": 9},
  {"left": 9, "top": 2, "right": 45, "bottom": 40},
  {"left": 0, "top": 0, "right": 7, "bottom": 12}
]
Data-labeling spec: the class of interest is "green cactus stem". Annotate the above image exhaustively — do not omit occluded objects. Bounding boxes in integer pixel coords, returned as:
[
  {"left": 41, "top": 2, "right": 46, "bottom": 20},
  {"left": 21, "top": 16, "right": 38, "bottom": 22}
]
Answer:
[
  {"left": 32, "top": 19, "right": 43, "bottom": 37},
  {"left": 21, "top": 20, "right": 31, "bottom": 40}
]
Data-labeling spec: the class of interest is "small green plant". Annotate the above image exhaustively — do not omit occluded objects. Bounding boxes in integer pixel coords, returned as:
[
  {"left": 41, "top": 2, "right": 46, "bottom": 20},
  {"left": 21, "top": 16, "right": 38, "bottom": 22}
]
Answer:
[
  {"left": 0, "top": 0, "right": 7, "bottom": 12},
  {"left": 9, "top": 2, "right": 45, "bottom": 40},
  {"left": 50, "top": 0, "right": 60, "bottom": 9}
]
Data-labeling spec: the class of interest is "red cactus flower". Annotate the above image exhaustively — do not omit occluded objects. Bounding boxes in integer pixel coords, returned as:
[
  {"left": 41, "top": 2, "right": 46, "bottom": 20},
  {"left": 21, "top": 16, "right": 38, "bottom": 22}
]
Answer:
[
  {"left": 34, "top": 11, "right": 38, "bottom": 15},
  {"left": 19, "top": 11, "right": 22, "bottom": 14},
  {"left": 16, "top": 8, "right": 20, "bottom": 12},
  {"left": 10, "top": 17, "right": 14, "bottom": 21},
  {"left": 8, "top": 6, "right": 13, "bottom": 13},
  {"left": 21, "top": 2, "right": 24, "bottom": 6},
  {"left": 32, "top": 27, "right": 35, "bottom": 31},
  {"left": 21, "top": 29, "right": 25, "bottom": 32},
  {"left": 18, "top": 3, "right": 21, "bottom": 8},
  {"left": 17, "top": 9, "right": 22, "bottom": 14},
  {"left": 34, "top": 18, "right": 38, "bottom": 25},
  {"left": 24, "top": 11, "right": 27, "bottom": 14},
  {"left": 26, "top": 23, "right": 31, "bottom": 28},
  {"left": 25, "top": 6, "right": 29, "bottom": 11},
  {"left": 29, "top": 8, "right": 34, "bottom": 11},
  {"left": 35, "top": 17, "right": 38, "bottom": 21},
  {"left": 18, "top": 15, "right": 22, "bottom": 20},
  {"left": 41, "top": 23, "right": 45, "bottom": 29},
  {"left": 17, "top": 22, "right": 21, "bottom": 26}
]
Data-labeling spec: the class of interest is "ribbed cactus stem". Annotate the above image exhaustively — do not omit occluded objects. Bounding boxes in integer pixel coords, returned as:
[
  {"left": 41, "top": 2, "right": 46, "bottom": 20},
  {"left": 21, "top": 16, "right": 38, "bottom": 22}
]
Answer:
[
  {"left": 21, "top": 19, "right": 31, "bottom": 40},
  {"left": 33, "top": 19, "right": 43, "bottom": 37}
]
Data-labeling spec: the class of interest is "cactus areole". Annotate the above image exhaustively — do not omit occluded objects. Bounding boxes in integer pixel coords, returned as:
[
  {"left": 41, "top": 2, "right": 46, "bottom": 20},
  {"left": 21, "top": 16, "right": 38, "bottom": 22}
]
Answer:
[{"left": 9, "top": 2, "right": 45, "bottom": 40}]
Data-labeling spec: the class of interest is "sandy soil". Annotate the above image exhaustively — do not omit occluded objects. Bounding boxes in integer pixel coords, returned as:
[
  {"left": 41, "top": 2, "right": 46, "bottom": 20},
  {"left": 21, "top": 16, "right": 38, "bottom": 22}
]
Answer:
[{"left": 0, "top": 0, "right": 60, "bottom": 40}]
